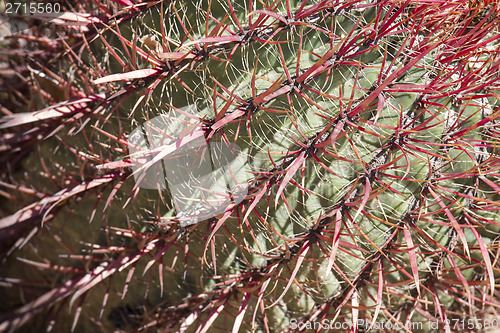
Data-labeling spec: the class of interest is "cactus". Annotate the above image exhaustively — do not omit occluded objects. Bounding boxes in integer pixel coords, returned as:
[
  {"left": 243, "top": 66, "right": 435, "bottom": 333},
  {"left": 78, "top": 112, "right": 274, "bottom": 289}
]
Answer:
[{"left": 1, "top": 0, "right": 500, "bottom": 332}]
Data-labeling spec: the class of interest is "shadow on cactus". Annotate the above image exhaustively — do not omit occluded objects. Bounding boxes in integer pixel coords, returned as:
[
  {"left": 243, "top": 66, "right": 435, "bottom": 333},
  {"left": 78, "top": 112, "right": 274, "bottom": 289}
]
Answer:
[{"left": 1, "top": 0, "right": 500, "bottom": 332}]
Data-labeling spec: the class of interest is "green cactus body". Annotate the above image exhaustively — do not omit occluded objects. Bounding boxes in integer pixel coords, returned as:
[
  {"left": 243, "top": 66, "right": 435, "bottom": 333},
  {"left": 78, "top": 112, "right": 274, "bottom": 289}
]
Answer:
[{"left": 1, "top": 0, "right": 500, "bottom": 332}]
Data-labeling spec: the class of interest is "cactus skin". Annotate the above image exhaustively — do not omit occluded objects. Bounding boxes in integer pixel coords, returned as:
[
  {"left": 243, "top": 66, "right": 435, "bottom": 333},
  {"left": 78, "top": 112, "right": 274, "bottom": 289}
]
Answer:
[{"left": 1, "top": 0, "right": 500, "bottom": 332}]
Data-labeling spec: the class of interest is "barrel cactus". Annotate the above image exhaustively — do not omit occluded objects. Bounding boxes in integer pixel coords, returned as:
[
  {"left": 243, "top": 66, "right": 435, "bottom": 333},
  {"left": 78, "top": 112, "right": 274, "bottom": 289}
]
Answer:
[{"left": 1, "top": 0, "right": 500, "bottom": 332}]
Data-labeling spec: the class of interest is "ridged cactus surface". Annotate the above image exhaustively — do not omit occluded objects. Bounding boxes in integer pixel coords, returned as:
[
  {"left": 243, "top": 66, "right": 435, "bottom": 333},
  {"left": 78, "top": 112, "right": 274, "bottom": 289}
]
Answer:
[{"left": 1, "top": 0, "right": 500, "bottom": 332}]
